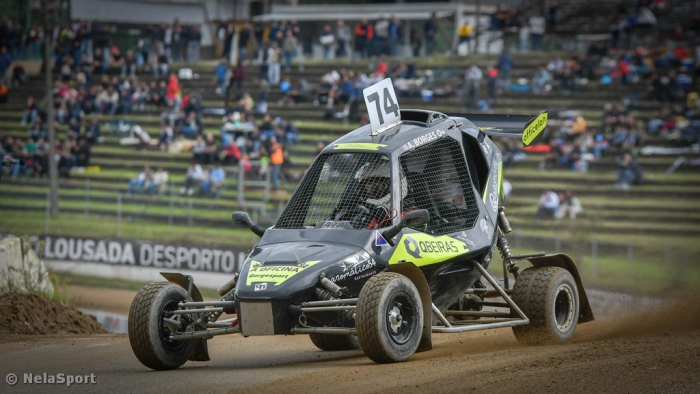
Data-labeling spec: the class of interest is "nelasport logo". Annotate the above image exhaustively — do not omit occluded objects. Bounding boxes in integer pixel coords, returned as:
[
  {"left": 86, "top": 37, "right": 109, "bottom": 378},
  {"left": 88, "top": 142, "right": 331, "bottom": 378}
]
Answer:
[{"left": 5, "top": 372, "right": 97, "bottom": 387}]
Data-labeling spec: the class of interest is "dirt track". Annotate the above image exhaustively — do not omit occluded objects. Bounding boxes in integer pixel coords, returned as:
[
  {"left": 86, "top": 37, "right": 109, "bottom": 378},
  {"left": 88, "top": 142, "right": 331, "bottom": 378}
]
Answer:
[{"left": 0, "top": 287, "right": 698, "bottom": 394}]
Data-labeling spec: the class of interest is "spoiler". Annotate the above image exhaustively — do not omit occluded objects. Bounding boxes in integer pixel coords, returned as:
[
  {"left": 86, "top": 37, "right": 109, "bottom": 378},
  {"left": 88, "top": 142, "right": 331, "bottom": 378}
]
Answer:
[{"left": 453, "top": 112, "right": 548, "bottom": 147}]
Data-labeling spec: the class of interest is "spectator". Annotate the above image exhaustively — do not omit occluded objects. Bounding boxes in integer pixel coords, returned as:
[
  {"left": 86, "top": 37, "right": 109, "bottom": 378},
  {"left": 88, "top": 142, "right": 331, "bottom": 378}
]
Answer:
[
  {"left": 191, "top": 136, "right": 205, "bottom": 163},
  {"left": 278, "top": 118, "right": 299, "bottom": 145},
  {"left": 222, "top": 139, "right": 241, "bottom": 165},
  {"left": 519, "top": 22, "right": 530, "bottom": 53},
  {"left": 536, "top": 190, "right": 560, "bottom": 219},
  {"left": 20, "top": 97, "right": 38, "bottom": 126},
  {"left": 215, "top": 58, "right": 228, "bottom": 95},
  {"left": 320, "top": 25, "right": 335, "bottom": 60},
  {"left": 97, "top": 86, "right": 119, "bottom": 115},
  {"left": 177, "top": 111, "right": 201, "bottom": 139},
  {"left": 202, "top": 133, "right": 219, "bottom": 164},
  {"left": 373, "top": 16, "right": 390, "bottom": 56},
  {"left": 187, "top": 24, "right": 201, "bottom": 64},
  {"left": 11, "top": 62, "right": 26, "bottom": 86},
  {"left": 282, "top": 29, "right": 297, "bottom": 70},
  {"left": 496, "top": 49, "right": 514, "bottom": 90},
  {"left": 266, "top": 42, "right": 281, "bottom": 85},
  {"left": 464, "top": 63, "right": 482, "bottom": 108},
  {"left": 541, "top": 138, "right": 564, "bottom": 170},
  {"left": 269, "top": 135, "right": 284, "bottom": 191},
  {"left": 228, "top": 60, "right": 245, "bottom": 98},
  {"left": 121, "top": 50, "right": 137, "bottom": 77},
  {"left": 531, "top": 65, "right": 551, "bottom": 94},
  {"left": 200, "top": 163, "right": 225, "bottom": 196},
  {"left": 85, "top": 118, "right": 101, "bottom": 145},
  {"left": 181, "top": 162, "right": 205, "bottom": 196},
  {"left": 457, "top": 20, "right": 473, "bottom": 55},
  {"left": 548, "top": 1, "right": 560, "bottom": 29},
  {"left": 336, "top": 20, "right": 351, "bottom": 58},
  {"left": 409, "top": 29, "right": 421, "bottom": 57},
  {"left": 127, "top": 166, "right": 153, "bottom": 195},
  {"left": 424, "top": 12, "right": 437, "bottom": 55},
  {"left": 149, "top": 167, "right": 169, "bottom": 195},
  {"left": 556, "top": 190, "right": 582, "bottom": 220},
  {"left": 388, "top": 16, "right": 403, "bottom": 57},
  {"left": 529, "top": 12, "right": 546, "bottom": 51},
  {"left": 158, "top": 124, "right": 173, "bottom": 151},
  {"left": 0, "top": 46, "right": 12, "bottom": 83},
  {"left": 354, "top": 19, "right": 373, "bottom": 59},
  {"left": 239, "top": 22, "right": 251, "bottom": 63},
  {"left": 615, "top": 152, "right": 643, "bottom": 190}
]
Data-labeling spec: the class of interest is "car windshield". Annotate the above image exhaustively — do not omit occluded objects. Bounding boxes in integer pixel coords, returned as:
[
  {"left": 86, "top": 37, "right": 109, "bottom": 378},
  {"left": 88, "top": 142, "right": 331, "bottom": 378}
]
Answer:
[{"left": 276, "top": 153, "right": 394, "bottom": 230}]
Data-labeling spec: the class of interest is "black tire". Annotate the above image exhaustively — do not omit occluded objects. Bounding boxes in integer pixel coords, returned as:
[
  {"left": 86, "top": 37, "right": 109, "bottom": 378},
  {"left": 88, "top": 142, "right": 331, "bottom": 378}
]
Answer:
[
  {"left": 511, "top": 266, "right": 580, "bottom": 345},
  {"left": 309, "top": 334, "right": 360, "bottom": 351},
  {"left": 355, "top": 272, "right": 423, "bottom": 363},
  {"left": 128, "top": 282, "right": 196, "bottom": 370}
]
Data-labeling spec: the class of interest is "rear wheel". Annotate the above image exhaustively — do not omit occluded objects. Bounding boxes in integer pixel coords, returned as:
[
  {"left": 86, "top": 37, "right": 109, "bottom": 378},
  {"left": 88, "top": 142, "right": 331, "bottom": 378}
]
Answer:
[
  {"left": 128, "top": 282, "right": 196, "bottom": 370},
  {"left": 511, "top": 266, "right": 580, "bottom": 345},
  {"left": 309, "top": 334, "right": 359, "bottom": 351},
  {"left": 356, "top": 273, "right": 423, "bottom": 363}
]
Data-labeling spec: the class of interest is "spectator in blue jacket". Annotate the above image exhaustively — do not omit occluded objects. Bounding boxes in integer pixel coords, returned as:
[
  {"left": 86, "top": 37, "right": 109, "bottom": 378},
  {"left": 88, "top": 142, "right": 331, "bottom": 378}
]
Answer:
[
  {"left": 496, "top": 49, "right": 514, "bottom": 90},
  {"left": 215, "top": 59, "right": 228, "bottom": 96}
]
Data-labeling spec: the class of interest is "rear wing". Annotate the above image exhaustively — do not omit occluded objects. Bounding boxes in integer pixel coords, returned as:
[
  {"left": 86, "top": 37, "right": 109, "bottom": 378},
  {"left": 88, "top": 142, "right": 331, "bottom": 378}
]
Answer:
[{"left": 454, "top": 112, "right": 548, "bottom": 147}]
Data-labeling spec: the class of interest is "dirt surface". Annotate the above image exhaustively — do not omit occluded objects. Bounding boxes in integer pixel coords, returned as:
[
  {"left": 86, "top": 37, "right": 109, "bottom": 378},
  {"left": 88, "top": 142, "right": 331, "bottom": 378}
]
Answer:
[
  {"left": 0, "top": 287, "right": 698, "bottom": 394},
  {"left": 0, "top": 292, "right": 106, "bottom": 342}
]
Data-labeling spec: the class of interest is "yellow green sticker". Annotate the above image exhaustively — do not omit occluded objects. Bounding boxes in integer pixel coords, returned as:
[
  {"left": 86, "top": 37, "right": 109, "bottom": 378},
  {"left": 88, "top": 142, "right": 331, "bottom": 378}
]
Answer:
[
  {"left": 334, "top": 143, "right": 387, "bottom": 150},
  {"left": 522, "top": 113, "right": 548, "bottom": 146},
  {"left": 389, "top": 234, "right": 469, "bottom": 267},
  {"left": 497, "top": 161, "right": 503, "bottom": 198},
  {"left": 246, "top": 260, "right": 321, "bottom": 285}
]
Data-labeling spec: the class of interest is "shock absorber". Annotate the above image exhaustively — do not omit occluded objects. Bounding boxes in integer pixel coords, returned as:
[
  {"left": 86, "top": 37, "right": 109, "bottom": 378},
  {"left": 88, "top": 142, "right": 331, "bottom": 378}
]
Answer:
[{"left": 497, "top": 231, "right": 519, "bottom": 280}]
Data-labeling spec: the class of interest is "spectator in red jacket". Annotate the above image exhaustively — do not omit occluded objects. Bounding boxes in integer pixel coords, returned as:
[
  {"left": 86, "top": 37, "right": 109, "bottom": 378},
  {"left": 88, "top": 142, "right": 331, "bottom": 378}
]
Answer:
[{"left": 354, "top": 19, "right": 374, "bottom": 59}]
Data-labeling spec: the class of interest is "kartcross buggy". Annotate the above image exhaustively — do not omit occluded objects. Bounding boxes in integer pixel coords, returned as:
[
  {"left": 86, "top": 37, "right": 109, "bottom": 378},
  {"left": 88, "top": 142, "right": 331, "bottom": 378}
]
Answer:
[{"left": 128, "top": 78, "right": 594, "bottom": 369}]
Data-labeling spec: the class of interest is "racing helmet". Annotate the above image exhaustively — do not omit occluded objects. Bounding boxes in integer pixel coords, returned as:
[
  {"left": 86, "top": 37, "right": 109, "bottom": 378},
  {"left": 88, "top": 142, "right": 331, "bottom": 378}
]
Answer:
[{"left": 354, "top": 158, "right": 407, "bottom": 205}]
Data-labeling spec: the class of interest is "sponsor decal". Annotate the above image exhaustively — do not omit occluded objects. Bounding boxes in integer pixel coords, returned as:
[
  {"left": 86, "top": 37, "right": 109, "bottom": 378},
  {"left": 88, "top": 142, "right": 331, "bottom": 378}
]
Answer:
[
  {"left": 455, "top": 231, "right": 476, "bottom": 247},
  {"left": 389, "top": 233, "right": 468, "bottom": 267},
  {"left": 489, "top": 163, "right": 499, "bottom": 212},
  {"left": 254, "top": 283, "right": 267, "bottom": 291},
  {"left": 330, "top": 258, "right": 377, "bottom": 282},
  {"left": 478, "top": 126, "right": 503, "bottom": 132},
  {"left": 480, "top": 218, "right": 492, "bottom": 234},
  {"left": 9, "top": 235, "right": 245, "bottom": 273},
  {"left": 480, "top": 140, "right": 491, "bottom": 157},
  {"left": 522, "top": 113, "right": 548, "bottom": 146},
  {"left": 375, "top": 231, "right": 388, "bottom": 246},
  {"left": 245, "top": 260, "right": 321, "bottom": 286},
  {"left": 334, "top": 143, "right": 387, "bottom": 150}
]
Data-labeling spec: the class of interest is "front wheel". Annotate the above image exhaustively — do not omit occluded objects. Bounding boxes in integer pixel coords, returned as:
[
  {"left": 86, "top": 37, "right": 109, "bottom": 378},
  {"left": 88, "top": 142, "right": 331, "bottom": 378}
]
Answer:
[
  {"left": 356, "top": 273, "right": 423, "bottom": 363},
  {"left": 128, "top": 282, "right": 196, "bottom": 370},
  {"left": 511, "top": 266, "right": 580, "bottom": 345}
]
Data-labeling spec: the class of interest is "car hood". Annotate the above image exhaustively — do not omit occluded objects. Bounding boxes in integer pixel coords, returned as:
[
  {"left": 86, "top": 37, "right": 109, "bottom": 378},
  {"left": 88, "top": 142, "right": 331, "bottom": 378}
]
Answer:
[{"left": 235, "top": 241, "right": 368, "bottom": 300}]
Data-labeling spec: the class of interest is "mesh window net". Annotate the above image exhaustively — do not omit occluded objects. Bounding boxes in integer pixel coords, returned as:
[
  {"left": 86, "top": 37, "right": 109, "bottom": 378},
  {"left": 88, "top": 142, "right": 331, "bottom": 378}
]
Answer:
[
  {"left": 399, "top": 137, "right": 479, "bottom": 235},
  {"left": 276, "top": 153, "right": 394, "bottom": 230}
]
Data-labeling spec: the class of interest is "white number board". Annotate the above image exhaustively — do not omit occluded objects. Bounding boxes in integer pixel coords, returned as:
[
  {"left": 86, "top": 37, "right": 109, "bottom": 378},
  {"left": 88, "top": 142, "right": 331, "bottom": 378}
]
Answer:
[{"left": 363, "top": 78, "right": 402, "bottom": 135}]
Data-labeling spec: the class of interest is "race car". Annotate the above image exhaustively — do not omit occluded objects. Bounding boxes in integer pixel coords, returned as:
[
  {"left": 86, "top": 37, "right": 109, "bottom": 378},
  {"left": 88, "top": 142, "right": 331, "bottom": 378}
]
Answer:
[{"left": 128, "top": 78, "right": 594, "bottom": 369}]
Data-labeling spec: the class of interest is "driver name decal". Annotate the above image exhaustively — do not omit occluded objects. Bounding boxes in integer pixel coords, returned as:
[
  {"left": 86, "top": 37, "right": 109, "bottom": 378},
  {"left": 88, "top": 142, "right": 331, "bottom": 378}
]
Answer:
[{"left": 404, "top": 129, "right": 446, "bottom": 151}]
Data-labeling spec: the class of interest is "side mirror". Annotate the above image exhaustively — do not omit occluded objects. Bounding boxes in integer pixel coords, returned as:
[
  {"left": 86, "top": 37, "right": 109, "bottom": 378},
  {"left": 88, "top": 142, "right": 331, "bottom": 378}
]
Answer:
[
  {"left": 381, "top": 209, "right": 430, "bottom": 245},
  {"left": 231, "top": 211, "right": 266, "bottom": 237}
]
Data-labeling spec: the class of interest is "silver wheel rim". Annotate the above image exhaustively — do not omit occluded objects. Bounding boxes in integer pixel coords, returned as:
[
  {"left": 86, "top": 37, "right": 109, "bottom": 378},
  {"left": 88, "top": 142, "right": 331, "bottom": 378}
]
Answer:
[{"left": 553, "top": 283, "right": 575, "bottom": 332}]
